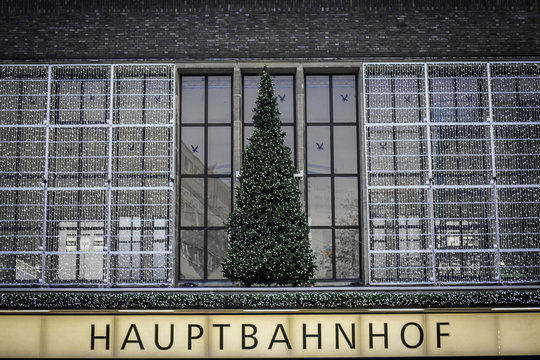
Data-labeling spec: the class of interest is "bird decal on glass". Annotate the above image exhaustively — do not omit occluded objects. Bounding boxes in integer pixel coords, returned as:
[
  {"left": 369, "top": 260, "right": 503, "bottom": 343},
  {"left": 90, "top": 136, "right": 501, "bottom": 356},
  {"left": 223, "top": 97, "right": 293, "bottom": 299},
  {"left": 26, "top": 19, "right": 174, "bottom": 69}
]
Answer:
[
  {"left": 278, "top": 94, "right": 286, "bottom": 102},
  {"left": 190, "top": 145, "right": 199, "bottom": 153},
  {"left": 129, "top": 143, "right": 135, "bottom": 151},
  {"left": 316, "top": 142, "right": 324, "bottom": 151},
  {"left": 155, "top": 95, "right": 161, "bottom": 103},
  {"left": 29, "top": 97, "right": 36, "bottom": 105},
  {"left": 89, "top": 94, "right": 95, "bottom": 101},
  {"left": 465, "top": 94, "right": 473, "bottom": 102},
  {"left": 379, "top": 142, "right": 387, "bottom": 150},
  {"left": 404, "top": 95, "right": 411, "bottom": 103},
  {"left": 340, "top": 94, "right": 349, "bottom": 102}
]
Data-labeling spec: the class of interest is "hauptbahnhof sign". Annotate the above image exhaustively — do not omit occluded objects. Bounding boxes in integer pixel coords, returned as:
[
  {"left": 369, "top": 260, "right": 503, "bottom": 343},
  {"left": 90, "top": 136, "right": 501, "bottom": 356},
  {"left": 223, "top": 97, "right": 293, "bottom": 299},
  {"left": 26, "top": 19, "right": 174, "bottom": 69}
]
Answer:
[{"left": 0, "top": 310, "right": 539, "bottom": 358}]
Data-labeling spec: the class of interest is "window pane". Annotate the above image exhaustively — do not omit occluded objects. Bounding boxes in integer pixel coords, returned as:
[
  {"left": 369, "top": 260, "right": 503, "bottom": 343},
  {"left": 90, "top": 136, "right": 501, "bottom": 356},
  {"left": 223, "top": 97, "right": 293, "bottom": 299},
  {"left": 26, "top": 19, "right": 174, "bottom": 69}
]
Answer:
[
  {"left": 308, "top": 177, "right": 331, "bottom": 226},
  {"left": 333, "top": 126, "right": 357, "bottom": 173},
  {"left": 208, "top": 76, "right": 231, "bottom": 123},
  {"left": 180, "top": 230, "right": 204, "bottom": 279},
  {"left": 274, "top": 75, "right": 294, "bottom": 123},
  {"left": 180, "top": 178, "right": 204, "bottom": 227},
  {"left": 181, "top": 76, "right": 204, "bottom": 124},
  {"left": 335, "top": 177, "right": 359, "bottom": 226},
  {"left": 243, "top": 125, "right": 254, "bottom": 148},
  {"left": 181, "top": 127, "right": 205, "bottom": 174},
  {"left": 208, "top": 177, "right": 231, "bottom": 227},
  {"left": 282, "top": 125, "right": 295, "bottom": 162},
  {"left": 311, "top": 229, "right": 333, "bottom": 279},
  {"left": 207, "top": 229, "right": 228, "bottom": 279},
  {"left": 336, "top": 229, "right": 360, "bottom": 279},
  {"left": 306, "top": 76, "right": 330, "bottom": 123},
  {"left": 208, "top": 126, "right": 231, "bottom": 174},
  {"left": 307, "top": 126, "right": 330, "bottom": 174},
  {"left": 243, "top": 76, "right": 259, "bottom": 124},
  {"left": 333, "top": 75, "right": 356, "bottom": 123}
]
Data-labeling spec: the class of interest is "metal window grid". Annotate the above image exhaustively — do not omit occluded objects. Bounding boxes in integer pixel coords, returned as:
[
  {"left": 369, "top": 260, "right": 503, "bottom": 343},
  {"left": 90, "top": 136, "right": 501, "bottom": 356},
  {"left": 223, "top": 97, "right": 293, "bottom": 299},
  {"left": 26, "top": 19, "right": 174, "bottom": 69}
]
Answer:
[
  {"left": 0, "top": 64, "right": 175, "bottom": 286},
  {"left": 364, "top": 62, "right": 540, "bottom": 284}
]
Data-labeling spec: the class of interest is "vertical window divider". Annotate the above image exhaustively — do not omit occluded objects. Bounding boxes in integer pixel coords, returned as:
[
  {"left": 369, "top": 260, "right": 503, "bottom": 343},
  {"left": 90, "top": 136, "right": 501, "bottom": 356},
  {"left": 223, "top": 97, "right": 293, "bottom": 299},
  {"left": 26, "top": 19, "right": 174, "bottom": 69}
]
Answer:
[
  {"left": 41, "top": 65, "right": 52, "bottom": 285},
  {"left": 203, "top": 76, "right": 209, "bottom": 280},
  {"left": 170, "top": 65, "right": 176, "bottom": 285},
  {"left": 362, "top": 65, "right": 374, "bottom": 284},
  {"left": 328, "top": 75, "right": 336, "bottom": 280},
  {"left": 106, "top": 64, "right": 114, "bottom": 285},
  {"left": 424, "top": 63, "right": 437, "bottom": 283},
  {"left": 355, "top": 73, "right": 362, "bottom": 283},
  {"left": 486, "top": 63, "right": 501, "bottom": 281}
]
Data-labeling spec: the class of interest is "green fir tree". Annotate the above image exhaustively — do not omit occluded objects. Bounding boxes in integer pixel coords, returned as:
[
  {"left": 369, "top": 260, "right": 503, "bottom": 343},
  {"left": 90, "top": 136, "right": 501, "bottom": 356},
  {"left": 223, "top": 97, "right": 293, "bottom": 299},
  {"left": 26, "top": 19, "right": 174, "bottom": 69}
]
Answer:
[{"left": 222, "top": 66, "right": 316, "bottom": 286}]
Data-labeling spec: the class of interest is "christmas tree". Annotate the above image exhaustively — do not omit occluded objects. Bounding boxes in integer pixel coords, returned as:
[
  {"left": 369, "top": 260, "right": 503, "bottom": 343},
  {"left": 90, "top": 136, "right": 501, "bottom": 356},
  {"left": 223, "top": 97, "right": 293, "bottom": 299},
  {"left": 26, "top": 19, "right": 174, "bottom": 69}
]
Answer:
[{"left": 222, "top": 66, "right": 316, "bottom": 286}]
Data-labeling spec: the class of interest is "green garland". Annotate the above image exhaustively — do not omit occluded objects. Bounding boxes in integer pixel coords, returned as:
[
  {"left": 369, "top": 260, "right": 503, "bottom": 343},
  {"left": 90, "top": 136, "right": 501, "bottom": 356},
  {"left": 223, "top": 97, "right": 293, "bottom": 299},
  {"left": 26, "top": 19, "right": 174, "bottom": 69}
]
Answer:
[{"left": 1, "top": 290, "right": 539, "bottom": 310}]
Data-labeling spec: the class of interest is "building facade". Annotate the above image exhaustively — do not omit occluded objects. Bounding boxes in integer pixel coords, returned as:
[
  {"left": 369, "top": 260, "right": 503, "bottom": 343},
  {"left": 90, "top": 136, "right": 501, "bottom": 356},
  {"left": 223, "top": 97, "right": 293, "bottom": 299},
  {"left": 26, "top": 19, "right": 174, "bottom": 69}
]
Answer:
[{"left": 0, "top": 0, "right": 539, "bottom": 288}]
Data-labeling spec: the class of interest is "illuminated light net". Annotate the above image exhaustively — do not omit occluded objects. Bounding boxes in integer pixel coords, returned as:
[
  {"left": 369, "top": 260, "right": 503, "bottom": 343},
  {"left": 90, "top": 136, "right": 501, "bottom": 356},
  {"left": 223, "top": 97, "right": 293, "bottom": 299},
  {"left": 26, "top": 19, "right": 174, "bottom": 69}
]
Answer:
[
  {"left": 364, "top": 62, "right": 540, "bottom": 284},
  {"left": 0, "top": 65, "right": 175, "bottom": 285}
]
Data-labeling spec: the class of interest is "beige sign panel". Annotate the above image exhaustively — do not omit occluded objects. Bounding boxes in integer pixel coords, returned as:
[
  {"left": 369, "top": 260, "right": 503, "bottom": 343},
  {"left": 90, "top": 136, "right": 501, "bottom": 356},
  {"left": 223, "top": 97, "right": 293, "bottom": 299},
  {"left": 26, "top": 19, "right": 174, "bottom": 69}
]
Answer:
[{"left": 0, "top": 311, "right": 539, "bottom": 358}]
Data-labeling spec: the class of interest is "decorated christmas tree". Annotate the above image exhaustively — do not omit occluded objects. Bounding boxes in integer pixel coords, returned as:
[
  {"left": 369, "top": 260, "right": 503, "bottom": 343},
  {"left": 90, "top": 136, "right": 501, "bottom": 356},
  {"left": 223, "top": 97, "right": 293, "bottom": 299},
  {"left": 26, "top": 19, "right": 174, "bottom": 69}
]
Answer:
[{"left": 222, "top": 66, "right": 316, "bottom": 286}]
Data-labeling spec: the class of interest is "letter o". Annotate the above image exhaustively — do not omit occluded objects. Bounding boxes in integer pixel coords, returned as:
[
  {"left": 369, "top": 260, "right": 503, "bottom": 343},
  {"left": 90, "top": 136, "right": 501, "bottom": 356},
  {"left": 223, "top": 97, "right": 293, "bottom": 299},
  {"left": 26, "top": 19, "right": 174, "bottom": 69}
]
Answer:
[{"left": 400, "top": 322, "right": 424, "bottom": 349}]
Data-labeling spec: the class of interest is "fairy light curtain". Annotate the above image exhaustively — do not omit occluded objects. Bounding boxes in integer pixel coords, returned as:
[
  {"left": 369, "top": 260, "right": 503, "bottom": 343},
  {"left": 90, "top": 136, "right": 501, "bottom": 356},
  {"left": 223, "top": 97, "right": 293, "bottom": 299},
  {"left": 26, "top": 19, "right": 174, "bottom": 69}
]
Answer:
[
  {"left": 364, "top": 62, "right": 540, "bottom": 284},
  {"left": 0, "top": 64, "right": 175, "bottom": 285}
]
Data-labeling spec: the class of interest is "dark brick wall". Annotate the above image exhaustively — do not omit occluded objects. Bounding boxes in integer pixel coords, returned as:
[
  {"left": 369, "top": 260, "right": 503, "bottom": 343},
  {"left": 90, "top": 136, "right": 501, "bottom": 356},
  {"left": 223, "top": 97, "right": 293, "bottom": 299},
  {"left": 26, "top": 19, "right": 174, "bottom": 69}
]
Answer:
[{"left": 1, "top": 0, "right": 539, "bottom": 61}]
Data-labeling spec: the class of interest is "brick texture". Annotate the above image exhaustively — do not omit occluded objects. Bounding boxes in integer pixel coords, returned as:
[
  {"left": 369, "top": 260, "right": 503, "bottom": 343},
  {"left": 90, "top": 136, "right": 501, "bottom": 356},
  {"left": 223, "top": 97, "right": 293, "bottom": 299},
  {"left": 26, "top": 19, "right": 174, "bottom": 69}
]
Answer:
[{"left": 0, "top": 0, "right": 539, "bottom": 61}]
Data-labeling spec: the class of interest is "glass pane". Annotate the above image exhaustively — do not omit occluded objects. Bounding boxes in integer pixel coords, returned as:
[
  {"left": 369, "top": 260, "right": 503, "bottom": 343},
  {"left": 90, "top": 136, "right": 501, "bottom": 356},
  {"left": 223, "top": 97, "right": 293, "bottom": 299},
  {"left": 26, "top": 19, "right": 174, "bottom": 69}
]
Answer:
[
  {"left": 335, "top": 177, "right": 359, "bottom": 226},
  {"left": 208, "top": 76, "right": 231, "bottom": 123},
  {"left": 181, "top": 76, "right": 204, "bottom": 124},
  {"left": 243, "top": 76, "right": 259, "bottom": 124},
  {"left": 180, "top": 230, "right": 204, "bottom": 280},
  {"left": 308, "top": 177, "right": 331, "bottom": 226},
  {"left": 310, "top": 229, "right": 333, "bottom": 279},
  {"left": 274, "top": 75, "right": 294, "bottom": 123},
  {"left": 307, "top": 126, "right": 330, "bottom": 174},
  {"left": 306, "top": 75, "right": 330, "bottom": 123},
  {"left": 282, "top": 125, "right": 295, "bottom": 164},
  {"left": 333, "top": 75, "right": 356, "bottom": 123},
  {"left": 180, "top": 178, "right": 204, "bottom": 227},
  {"left": 208, "top": 126, "right": 231, "bottom": 174},
  {"left": 208, "top": 177, "right": 231, "bottom": 227},
  {"left": 335, "top": 229, "right": 360, "bottom": 279},
  {"left": 181, "top": 127, "right": 205, "bottom": 174},
  {"left": 333, "top": 126, "right": 357, "bottom": 173},
  {"left": 207, "top": 229, "right": 228, "bottom": 279},
  {"left": 243, "top": 125, "right": 254, "bottom": 149}
]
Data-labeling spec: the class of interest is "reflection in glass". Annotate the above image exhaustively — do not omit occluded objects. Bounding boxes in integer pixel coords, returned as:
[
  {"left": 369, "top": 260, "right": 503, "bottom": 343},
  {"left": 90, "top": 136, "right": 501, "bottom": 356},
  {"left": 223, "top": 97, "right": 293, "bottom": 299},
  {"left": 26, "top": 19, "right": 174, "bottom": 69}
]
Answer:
[
  {"left": 306, "top": 76, "right": 330, "bottom": 123},
  {"left": 208, "top": 127, "right": 231, "bottom": 174},
  {"left": 310, "top": 229, "right": 333, "bottom": 279},
  {"left": 307, "top": 126, "right": 330, "bottom": 174},
  {"left": 333, "top": 75, "right": 356, "bottom": 123},
  {"left": 333, "top": 126, "right": 357, "bottom": 173},
  {"left": 335, "top": 177, "right": 358, "bottom": 226},
  {"left": 180, "top": 178, "right": 204, "bottom": 227},
  {"left": 181, "top": 127, "right": 205, "bottom": 174},
  {"left": 336, "top": 229, "right": 360, "bottom": 278},
  {"left": 208, "top": 76, "right": 231, "bottom": 123},
  {"left": 207, "top": 229, "right": 228, "bottom": 279},
  {"left": 180, "top": 230, "right": 204, "bottom": 279},
  {"left": 207, "top": 178, "right": 231, "bottom": 227},
  {"left": 181, "top": 76, "right": 204, "bottom": 123},
  {"left": 308, "top": 177, "right": 331, "bottom": 226}
]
